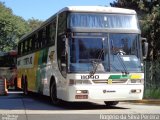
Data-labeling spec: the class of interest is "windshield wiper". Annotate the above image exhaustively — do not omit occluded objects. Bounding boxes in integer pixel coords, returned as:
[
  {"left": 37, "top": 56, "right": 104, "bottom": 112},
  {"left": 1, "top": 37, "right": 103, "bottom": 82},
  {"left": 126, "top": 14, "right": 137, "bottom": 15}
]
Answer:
[
  {"left": 89, "top": 49, "right": 104, "bottom": 76},
  {"left": 110, "top": 39, "right": 129, "bottom": 74},
  {"left": 116, "top": 54, "right": 129, "bottom": 75}
]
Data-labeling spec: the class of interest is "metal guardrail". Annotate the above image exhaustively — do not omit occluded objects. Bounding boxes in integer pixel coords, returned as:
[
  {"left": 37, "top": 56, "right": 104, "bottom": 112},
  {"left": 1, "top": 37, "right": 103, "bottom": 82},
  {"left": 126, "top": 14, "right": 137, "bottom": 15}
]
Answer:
[{"left": 144, "top": 61, "right": 160, "bottom": 98}]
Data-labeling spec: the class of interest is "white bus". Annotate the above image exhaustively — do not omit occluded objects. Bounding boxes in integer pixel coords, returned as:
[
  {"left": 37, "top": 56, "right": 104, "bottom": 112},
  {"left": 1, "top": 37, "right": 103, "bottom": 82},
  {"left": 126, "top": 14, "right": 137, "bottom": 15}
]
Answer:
[{"left": 17, "top": 6, "right": 148, "bottom": 106}]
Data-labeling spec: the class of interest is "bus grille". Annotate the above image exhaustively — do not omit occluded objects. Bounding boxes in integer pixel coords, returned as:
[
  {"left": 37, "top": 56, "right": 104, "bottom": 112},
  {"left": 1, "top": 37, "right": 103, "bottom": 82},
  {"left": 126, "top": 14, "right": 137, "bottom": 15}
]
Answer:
[{"left": 92, "top": 79, "right": 127, "bottom": 84}]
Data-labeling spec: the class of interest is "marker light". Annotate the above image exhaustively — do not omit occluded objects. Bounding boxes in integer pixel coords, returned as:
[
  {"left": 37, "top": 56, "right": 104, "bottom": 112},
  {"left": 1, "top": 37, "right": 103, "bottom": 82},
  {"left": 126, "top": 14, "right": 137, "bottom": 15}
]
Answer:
[{"left": 131, "top": 89, "right": 141, "bottom": 93}]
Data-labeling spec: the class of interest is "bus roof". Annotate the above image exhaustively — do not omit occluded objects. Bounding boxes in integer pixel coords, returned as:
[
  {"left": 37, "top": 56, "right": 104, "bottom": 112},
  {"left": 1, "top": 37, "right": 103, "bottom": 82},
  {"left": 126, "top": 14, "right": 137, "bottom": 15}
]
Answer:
[
  {"left": 58, "top": 6, "right": 136, "bottom": 14},
  {"left": 20, "top": 6, "right": 136, "bottom": 41}
]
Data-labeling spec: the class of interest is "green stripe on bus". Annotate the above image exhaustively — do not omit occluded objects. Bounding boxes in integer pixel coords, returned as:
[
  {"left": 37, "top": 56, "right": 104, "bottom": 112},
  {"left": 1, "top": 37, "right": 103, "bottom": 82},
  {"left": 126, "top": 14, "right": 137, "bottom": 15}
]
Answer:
[{"left": 109, "top": 75, "right": 130, "bottom": 79}]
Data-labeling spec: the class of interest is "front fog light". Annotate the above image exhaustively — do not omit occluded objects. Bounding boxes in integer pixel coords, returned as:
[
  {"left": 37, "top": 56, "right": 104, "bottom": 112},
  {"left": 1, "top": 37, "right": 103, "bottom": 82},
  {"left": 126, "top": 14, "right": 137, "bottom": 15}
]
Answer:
[
  {"left": 75, "top": 95, "right": 88, "bottom": 99},
  {"left": 131, "top": 89, "right": 141, "bottom": 93}
]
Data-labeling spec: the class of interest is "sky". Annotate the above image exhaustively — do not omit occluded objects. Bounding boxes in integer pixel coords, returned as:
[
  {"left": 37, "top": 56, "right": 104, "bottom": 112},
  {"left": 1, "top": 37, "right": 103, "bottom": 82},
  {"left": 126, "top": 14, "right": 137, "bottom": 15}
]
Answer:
[{"left": 1, "top": 0, "right": 115, "bottom": 21}]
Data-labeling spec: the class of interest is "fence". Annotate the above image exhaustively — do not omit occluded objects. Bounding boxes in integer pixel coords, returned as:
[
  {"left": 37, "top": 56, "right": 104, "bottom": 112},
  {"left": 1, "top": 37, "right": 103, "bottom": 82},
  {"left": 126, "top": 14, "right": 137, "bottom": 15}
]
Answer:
[{"left": 144, "top": 60, "right": 160, "bottom": 98}]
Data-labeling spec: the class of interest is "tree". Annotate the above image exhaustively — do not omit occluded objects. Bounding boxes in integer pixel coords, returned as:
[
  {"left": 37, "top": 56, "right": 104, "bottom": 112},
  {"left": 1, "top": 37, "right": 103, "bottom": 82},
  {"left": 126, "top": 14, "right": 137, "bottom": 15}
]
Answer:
[
  {"left": 110, "top": 0, "right": 160, "bottom": 60},
  {"left": 0, "top": 2, "right": 30, "bottom": 51},
  {"left": 27, "top": 18, "right": 43, "bottom": 31}
]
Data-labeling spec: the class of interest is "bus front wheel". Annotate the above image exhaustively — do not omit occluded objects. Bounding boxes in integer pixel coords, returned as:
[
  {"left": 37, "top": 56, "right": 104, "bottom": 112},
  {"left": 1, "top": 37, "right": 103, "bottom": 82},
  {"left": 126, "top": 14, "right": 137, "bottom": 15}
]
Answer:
[
  {"left": 50, "top": 81, "right": 60, "bottom": 105},
  {"left": 104, "top": 101, "right": 119, "bottom": 106}
]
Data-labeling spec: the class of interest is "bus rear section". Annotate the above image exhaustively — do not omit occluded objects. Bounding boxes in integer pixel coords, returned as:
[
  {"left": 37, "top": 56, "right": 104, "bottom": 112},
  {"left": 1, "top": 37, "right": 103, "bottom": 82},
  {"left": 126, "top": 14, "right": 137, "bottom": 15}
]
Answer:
[
  {"left": 0, "top": 50, "right": 17, "bottom": 89},
  {"left": 0, "top": 76, "right": 8, "bottom": 95}
]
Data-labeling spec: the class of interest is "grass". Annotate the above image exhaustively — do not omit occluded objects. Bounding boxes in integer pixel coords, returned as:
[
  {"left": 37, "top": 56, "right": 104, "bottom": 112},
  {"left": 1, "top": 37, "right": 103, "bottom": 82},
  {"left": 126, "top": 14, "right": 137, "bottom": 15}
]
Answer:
[{"left": 144, "top": 88, "right": 160, "bottom": 99}]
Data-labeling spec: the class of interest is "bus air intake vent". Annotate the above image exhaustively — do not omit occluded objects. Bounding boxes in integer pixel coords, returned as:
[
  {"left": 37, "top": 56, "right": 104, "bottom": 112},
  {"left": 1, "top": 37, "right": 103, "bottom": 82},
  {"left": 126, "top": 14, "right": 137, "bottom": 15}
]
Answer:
[{"left": 92, "top": 79, "right": 127, "bottom": 84}]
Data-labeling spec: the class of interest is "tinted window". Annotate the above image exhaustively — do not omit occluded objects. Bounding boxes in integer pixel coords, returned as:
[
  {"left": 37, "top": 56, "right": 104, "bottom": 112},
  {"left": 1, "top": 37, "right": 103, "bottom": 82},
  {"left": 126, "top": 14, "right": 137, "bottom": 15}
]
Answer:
[{"left": 69, "top": 13, "right": 138, "bottom": 29}]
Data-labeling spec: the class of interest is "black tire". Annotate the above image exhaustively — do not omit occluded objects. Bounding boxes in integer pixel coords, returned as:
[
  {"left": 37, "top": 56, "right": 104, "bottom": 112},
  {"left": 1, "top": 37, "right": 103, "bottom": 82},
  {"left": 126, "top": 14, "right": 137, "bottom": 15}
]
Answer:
[
  {"left": 7, "top": 85, "right": 9, "bottom": 89},
  {"left": 23, "top": 76, "right": 28, "bottom": 95},
  {"left": 14, "top": 78, "right": 18, "bottom": 90},
  {"left": 50, "top": 81, "right": 60, "bottom": 105},
  {"left": 104, "top": 101, "right": 119, "bottom": 106}
]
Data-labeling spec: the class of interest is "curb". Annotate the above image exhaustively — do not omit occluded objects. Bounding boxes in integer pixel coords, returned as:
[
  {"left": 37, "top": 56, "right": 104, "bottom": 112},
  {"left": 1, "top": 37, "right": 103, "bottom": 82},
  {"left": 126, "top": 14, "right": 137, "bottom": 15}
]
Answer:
[{"left": 128, "top": 99, "right": 160, "bottom": 105}]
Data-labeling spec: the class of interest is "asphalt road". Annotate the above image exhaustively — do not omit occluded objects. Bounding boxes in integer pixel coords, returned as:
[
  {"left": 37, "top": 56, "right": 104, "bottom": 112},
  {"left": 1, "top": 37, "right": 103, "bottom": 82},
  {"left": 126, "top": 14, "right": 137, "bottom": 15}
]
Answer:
[{"left": 0, "top": 91, "right": 160, "bottom": 120}]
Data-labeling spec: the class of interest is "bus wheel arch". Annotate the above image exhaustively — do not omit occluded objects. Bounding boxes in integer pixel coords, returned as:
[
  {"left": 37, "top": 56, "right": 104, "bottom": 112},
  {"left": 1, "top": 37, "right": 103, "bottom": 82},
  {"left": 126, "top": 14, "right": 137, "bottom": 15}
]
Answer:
[{"left": 50, "top": 76, "right": 60, "bottom": 105}]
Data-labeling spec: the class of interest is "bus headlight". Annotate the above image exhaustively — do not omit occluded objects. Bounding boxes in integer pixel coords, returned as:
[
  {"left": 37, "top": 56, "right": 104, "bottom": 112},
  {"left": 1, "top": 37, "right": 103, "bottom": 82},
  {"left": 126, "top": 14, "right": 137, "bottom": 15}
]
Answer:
[
  {"left": 75, "top": 90, "right": 89, "bottom": 99},
  {"left": 69, "top": 79, "right": 92, "bottom": 85},
  {"left": 76, "top": 90, "right": 88, "bottom": 94},
  {"left": 131, "top": 89, "right": 141, "bottom": 93}
]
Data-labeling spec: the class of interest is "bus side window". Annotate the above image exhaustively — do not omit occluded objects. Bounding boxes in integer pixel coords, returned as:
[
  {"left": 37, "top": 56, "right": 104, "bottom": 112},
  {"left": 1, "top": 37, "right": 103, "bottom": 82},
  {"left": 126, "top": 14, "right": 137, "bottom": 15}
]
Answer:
[
  {"left": 22, "top": 41, "right": 25, "bottom": 54},
  {"left": 57, "top": 12, "right": 67, "bottom": 77},
  {"left": 30, "top": 37, "right": 33, "bottom": 51},
  {"left": 21, "top": 43, "right": 23, "bottom": 55},
  {"left": 25, "top": 40, "right": 28, "bottom": 54},
  {"left": 50, "top": 19, "right": 56, "bottom": 45},
  {"left": 27, "top": 38, "right": 31, "bottom": 51},
  {"left": 38, "top": 30, "right": 42, "bottom": 48},
  {"left": 42, "top": 28, "right": 46, "bottom": 46},
  {"left": 32, "top": 35, "right": 35, "bottom": 51},
  {"left": 35, "top": 33, "right": 38, "bottom": 49},
  {"left": 58, "top": 12, "right": 66, "bottom": 34},
  {"left": 46, "top": 24, "right": 51, "bottom": 45}
]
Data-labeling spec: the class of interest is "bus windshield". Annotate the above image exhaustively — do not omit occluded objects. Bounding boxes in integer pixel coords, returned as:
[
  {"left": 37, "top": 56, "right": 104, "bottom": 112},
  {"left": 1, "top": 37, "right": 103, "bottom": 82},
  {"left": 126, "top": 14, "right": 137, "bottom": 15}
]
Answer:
[
  {"left": 69, "top": 33, "right": 142, "bottom": 73},
  {"left": 68, "top": 13, "right": 138, "bottom": 29}
]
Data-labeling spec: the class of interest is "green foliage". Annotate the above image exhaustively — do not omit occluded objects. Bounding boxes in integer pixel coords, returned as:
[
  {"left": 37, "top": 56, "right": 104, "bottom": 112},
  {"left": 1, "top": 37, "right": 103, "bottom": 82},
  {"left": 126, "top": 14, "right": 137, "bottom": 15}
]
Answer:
[
  {"left": 144, "top": 88, "right": 160, "bottom": 99},
  {"left": 0, "top": 2, "right": 43, "bottom": 52},
  {"left": 27, "top": 18, "right": 43, "bottom": 31},
  {"left": 0, "top": 2, "right": 30, "bottom": 51}
]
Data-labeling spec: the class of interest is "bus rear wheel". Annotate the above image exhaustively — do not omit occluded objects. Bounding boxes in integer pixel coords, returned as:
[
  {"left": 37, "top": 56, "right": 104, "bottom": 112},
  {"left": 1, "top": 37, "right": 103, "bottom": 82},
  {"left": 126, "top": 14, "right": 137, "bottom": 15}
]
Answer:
[
  {"left": 14, "top": 78, "right": 18, "bottom": 90},
  {"left": 23, "top": 76, "right": 28, "bottom": 95},
  {"left": 50, "top": 81, "right": 60, "bottom": 105},
  {"left": 104, "top": 101, "right": 119, "bottom": 106}
]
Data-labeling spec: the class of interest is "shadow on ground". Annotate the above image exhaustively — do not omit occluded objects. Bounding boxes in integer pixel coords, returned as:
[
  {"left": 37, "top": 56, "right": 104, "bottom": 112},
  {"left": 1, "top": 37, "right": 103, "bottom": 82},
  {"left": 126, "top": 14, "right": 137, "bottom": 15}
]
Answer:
[{"left": 0, "top": 90, "right": 129, "bottom": 110}]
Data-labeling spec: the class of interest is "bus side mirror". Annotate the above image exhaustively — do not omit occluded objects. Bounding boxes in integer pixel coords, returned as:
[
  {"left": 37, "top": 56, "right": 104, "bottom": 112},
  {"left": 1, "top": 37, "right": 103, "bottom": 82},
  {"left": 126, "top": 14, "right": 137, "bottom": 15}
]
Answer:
[{"left": 141, "top": 38, "right": 148, "bottom": 60}]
